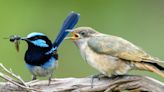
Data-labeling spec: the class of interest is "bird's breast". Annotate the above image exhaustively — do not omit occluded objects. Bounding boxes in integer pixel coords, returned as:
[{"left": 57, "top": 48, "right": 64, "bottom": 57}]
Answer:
[
  {"left": 26, "top": 57, "right": 57, "bottom": 77},
  {"left": 79, "top": 43, "right": 119, "bottom": 76},
  {"left": 25, "top": 49, "right": 53, "bottom": 66}
]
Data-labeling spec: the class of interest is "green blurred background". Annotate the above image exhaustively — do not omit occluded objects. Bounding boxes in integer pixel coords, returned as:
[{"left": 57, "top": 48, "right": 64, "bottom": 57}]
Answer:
[{"left": 0, "top": 0, "right": 163, "bottom": 82}]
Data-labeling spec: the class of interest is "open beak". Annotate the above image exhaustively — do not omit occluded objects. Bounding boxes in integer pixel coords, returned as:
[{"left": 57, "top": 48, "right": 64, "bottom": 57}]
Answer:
[{"left": 65, "top": 32, "right": 80, "bottom": 40}]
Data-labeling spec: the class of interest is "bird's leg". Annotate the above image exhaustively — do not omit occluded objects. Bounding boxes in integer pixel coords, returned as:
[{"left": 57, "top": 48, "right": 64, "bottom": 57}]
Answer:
[
  {"left": 32, "top": 75, "right": 37, "bottom": 80},
  {"left": 90, "top": 73, "right": 107, "bottom": 88},
  {"left": 48, "top": 77, "right": 51, "bottom": 86},
  {"left": 48, "top": 74, "right": 53, "bottom": 86}
]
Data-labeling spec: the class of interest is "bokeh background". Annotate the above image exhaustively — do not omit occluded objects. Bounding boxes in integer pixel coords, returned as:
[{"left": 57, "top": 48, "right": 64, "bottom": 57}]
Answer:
[{"left": 0, "top": 0, "right": 163, "bottom": 82}]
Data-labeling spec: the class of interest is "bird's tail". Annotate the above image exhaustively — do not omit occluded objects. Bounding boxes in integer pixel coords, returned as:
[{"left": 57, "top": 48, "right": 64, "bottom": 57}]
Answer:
[
  {"left": 53, "top": 11, "right": 80, "bottom": 48},
  {"left": 134, "top": 62, "right": 164, "bottom": 77}
]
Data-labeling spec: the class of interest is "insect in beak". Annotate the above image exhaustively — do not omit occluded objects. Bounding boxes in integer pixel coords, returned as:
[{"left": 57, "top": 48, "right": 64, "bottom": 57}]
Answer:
[{"left": 8, "top": 35, "right": 22, "bottom": 52}]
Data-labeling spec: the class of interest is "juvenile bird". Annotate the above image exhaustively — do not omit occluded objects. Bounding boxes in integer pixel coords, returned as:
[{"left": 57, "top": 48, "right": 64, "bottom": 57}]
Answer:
[
  {"left": 16, "top": 12, "right": 80, "bottom": 84},
  {"left": 67, "top": 27, "right": 164, "bottom": 79}
]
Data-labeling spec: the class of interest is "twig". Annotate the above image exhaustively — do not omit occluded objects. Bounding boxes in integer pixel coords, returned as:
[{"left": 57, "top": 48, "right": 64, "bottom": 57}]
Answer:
[
  {"left": 0, "top": 63, "right": 42, "bottom": 92},
  {"left": 0, "top": 72, "right": 41, "bottom": 92},
  {"left": 0, "top": 63, "right": 26, "bottom": 86}
]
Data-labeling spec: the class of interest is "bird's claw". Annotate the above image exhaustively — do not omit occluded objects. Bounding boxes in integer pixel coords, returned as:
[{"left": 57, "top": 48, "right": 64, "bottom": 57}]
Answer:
[
  {"left": 110, "top": 74, "right": 130, "bottom": 80},
  {"left": 48, "top": 74, "right": 53, "bottom": 86},
  {"left": 48, "top": 78, "right": 51, "bottom": 86},
  {"left": 90, "top": 73, "right": 107, "bottom": 88}
]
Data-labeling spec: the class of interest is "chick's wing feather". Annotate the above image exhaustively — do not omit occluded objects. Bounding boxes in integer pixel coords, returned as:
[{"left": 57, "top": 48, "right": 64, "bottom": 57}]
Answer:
[{"left": 88, "top": 35, "right": 156, "bottom": 62}]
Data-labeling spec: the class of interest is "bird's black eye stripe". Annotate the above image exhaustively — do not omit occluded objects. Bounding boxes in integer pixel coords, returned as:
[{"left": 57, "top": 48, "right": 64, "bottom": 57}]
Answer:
[
  {"left": 28, "top": 36, "right": 39, "bottom": 40},
  {"left": 28, "top": 36, "right": 47, "bottom": 40}
]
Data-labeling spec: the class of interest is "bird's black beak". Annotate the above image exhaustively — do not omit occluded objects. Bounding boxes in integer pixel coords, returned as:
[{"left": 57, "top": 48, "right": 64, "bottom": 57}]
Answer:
[
  {"left": 21, "top": 37, "right": 30, "bottom": 42},
  {"left": 21, "top": 37, "right": 27, "bottom": 40}
]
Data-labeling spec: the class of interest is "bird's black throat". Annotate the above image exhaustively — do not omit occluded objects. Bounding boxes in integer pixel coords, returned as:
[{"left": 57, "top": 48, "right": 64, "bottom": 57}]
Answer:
[{"left": 25, "top": 44, "right": 57, "bottom": 66}]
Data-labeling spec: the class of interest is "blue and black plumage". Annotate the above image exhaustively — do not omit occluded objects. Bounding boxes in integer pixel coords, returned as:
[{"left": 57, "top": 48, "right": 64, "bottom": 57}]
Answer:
[{"left": 20, "top": 12, "right": 80, "bottom": 85}]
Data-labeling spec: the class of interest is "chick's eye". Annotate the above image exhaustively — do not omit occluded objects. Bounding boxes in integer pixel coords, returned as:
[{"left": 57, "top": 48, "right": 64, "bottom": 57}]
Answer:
[{"left": 80, "top": 32, "right": 85, "bottom": 36}]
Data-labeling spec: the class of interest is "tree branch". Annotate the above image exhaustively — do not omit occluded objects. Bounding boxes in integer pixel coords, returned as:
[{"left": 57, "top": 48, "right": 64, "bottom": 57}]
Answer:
[
  {"left": 0, "top": 75, "right": 163, "bottom": 92},
  {"left": 0, "top": 63, "right": 163, "bottom": 92}
]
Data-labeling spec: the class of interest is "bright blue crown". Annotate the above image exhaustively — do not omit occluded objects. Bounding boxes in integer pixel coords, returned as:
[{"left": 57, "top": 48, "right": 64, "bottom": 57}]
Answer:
[{"left": 27, "top": 32, "right": 45, "bottom": 38}]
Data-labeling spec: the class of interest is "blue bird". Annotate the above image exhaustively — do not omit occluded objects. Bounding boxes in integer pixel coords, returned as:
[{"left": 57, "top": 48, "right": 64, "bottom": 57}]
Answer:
[{"left": 19, "top": 12, "right": 80, "bottom": 85}]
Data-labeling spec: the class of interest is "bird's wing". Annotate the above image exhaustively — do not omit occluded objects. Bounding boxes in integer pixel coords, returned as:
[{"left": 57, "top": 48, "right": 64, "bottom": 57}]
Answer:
[
  {"left": 88, "top": 35, "right": 160, "bottom": 63},
  {"left": 53, "top": 12, "right": 80, "bottom": 49}
]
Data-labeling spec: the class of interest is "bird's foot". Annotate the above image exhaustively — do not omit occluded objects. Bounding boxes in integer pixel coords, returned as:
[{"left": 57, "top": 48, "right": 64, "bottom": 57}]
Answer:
[
  {"left": 110, "top": 74, "right": 129, "bottom": 80},
  {"left": 48, "top": 77, "right": 51, "bottom": 86},
  {"left": 48, "top": 74, "right": 53, "bottom": 86},
  {"left": 90, "top": 73, "right": 108, "bottom": 88}
]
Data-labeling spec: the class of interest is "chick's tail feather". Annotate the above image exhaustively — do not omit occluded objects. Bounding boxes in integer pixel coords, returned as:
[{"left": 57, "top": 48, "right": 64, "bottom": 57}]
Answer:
[{"left": 134, "top": 62, "right": 164, "bottom": 77}]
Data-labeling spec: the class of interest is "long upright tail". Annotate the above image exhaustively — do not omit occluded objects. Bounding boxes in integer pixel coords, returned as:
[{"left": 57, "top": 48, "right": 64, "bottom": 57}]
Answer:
[
  {"left": 134, "top": 62, "right": 164, "bottom": 77},
  {"left": 53, "top": 11, "right": 80, "bottom": 49}
]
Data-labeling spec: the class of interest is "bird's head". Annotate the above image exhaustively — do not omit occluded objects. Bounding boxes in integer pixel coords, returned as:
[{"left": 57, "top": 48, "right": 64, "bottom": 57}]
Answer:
[
  {"left": 66, "top": 27, "right": 98, "bottom": 47},
  {"left": 66, "top": 27, "right": 98, "bottom": 40},
  {"left": 21, "top": 32, "right": 52, "bottom": 48}
]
